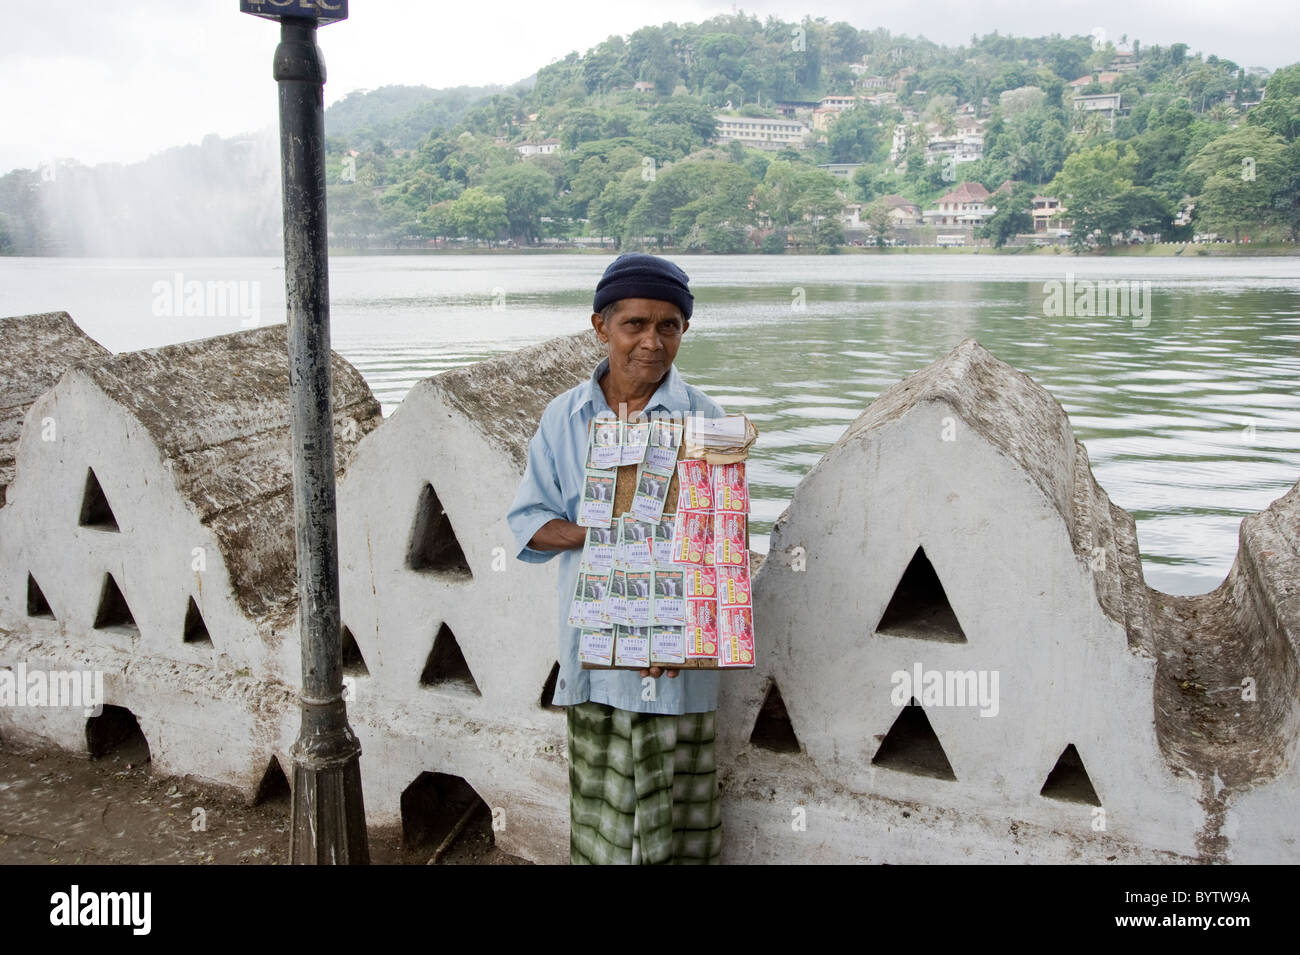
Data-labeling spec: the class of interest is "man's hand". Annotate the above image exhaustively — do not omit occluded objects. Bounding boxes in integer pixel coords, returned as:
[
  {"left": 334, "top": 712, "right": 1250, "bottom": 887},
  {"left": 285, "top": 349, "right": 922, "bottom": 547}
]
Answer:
[
  {"left": 639, "top": 667, "right": 680, "bottom": 679},
  {"left": 528, "top": 518, "right": 587, "bottom": 552}
]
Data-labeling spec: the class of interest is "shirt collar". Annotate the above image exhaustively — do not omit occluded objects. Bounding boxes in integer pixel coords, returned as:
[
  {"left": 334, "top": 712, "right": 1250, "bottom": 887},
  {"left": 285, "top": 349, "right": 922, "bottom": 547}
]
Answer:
[{"left": 572, "top": 355, "right": 689, "bottom": 418}]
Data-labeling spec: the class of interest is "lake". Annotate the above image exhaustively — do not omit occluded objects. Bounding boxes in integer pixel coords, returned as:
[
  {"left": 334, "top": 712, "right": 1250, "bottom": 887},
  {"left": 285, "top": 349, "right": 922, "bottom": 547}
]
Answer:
[{"left": 2, "top": 253, "right": 1298, "bottom": 596}]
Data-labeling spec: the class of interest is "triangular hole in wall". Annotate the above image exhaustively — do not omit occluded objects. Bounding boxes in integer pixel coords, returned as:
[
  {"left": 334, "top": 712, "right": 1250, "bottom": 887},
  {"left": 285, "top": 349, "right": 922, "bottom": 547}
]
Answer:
[
  {"left": 406, "top": 482, "right": 472, "bottom": 579},
  {"left": 419, "top": 622, "right": 480, "bottom": 695},
  {"left": 341, "top": 625, "right": 369, "bottom": 677},
  {"left": 749, "top": 681, "right": 801, "bottom": 753},
  {"left": 254, "top": 756, "right": 291, "bottom": 805},
  {"left": 540, "top": 661, "right": 561, "bottom": 710},
  {"left": 78, "top": 467, "right": 119, "bottom": 531},
  {"left": 871, "top": 697, "right": 956, "bottom": 780},
  {"left": 875, "top": 546, "right": 967, "bottom": 643},
  {"left": 93, "top": 573, "right": 138, "bottom": 634},
  {"left": 183, "top": 596, "right": 212, "bottom": 645},
  {"left": 26, "top": 573, "right": 54, "bottom": 619},
  {"left": 1040, "top": 743, "right": 1101, "bottom": 806}
]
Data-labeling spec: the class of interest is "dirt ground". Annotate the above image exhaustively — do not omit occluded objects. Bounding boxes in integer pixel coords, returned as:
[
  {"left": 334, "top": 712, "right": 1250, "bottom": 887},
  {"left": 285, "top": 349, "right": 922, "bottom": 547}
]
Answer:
[{"left": 0, "top": 736, "right": 529, "bottom": 866}]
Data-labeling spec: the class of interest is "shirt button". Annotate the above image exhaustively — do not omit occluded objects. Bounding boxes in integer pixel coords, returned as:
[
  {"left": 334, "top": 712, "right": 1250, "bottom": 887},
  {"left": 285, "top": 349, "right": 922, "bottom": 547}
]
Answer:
[{"left": 559, "top": 679, "right": 566, "bottom": 690}]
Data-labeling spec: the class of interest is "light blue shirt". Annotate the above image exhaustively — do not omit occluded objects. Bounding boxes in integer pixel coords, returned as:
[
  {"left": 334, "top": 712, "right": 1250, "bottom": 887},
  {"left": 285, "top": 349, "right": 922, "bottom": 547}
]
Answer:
[{"left": 507, "top": 354, "right": 726, "bottom": 714}]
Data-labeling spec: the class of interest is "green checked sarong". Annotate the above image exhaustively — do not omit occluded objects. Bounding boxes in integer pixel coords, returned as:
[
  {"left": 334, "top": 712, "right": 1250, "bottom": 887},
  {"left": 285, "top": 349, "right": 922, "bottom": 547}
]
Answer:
[{"left": 567, "top": 700, "right": 723, "bottom": 864}]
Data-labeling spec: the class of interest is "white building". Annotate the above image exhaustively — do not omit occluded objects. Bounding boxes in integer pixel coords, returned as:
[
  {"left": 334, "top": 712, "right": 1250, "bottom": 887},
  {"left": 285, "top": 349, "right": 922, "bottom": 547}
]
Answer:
[
  {"left": 516, "top": 139, "right": 561, "bottom": 157},
  {"left": 714, "top": 114, "right": 810, "bottom": 150}
]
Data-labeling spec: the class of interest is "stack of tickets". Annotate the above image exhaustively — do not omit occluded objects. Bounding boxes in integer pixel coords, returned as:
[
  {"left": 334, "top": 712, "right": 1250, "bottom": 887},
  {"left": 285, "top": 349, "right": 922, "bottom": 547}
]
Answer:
[{"left": 572, "top": 411, "right": 755, "bottom": 671}]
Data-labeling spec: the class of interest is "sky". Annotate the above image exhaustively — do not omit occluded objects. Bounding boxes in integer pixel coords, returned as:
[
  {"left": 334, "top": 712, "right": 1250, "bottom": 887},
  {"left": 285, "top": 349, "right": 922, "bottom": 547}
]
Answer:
[{"left": 2, "top": 0, "right": 1297, "bottom": 175}]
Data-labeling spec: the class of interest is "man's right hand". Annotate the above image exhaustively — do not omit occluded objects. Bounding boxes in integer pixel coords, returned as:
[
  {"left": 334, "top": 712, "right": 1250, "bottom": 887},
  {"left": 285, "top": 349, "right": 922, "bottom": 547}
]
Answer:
[{"left": 528, "top": 518, "right": 587, "bottom": 552}]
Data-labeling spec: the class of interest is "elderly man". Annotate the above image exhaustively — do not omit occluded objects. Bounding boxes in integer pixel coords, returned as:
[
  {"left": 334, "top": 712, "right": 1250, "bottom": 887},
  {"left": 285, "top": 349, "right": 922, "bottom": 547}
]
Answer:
[{"left": 506, "top": 252, "right": 726, "bottom": 865}]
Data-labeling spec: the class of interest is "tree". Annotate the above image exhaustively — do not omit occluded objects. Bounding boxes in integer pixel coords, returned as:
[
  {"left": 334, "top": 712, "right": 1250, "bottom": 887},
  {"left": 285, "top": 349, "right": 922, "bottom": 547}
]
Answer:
[
  {"left": 1272, "top": 139, "right": 1300, "bottom": 240},
  {"left": 1186, "top": 126, "right": 1287, "bottom": 240},
  {"left": 447, "top": 187, "right": 507, "bottom": 245},
  {"left": 976, "top": 182, "right": 1036, "bottom": 247},
  {"left": 1047, "top": 141, "right": 1142, "bottom": 246},
  {"left": 482, "top": 163, "right": 555, "bottom": 244},
  {"left": 825, "top": 106, "right": 885, "bottom": 163}
]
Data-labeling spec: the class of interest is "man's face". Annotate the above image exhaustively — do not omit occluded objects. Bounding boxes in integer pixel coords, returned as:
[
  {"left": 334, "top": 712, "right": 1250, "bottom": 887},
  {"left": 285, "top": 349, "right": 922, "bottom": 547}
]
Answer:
[{"left": 591, "top": 297, "right": 689, "bottom": 391}]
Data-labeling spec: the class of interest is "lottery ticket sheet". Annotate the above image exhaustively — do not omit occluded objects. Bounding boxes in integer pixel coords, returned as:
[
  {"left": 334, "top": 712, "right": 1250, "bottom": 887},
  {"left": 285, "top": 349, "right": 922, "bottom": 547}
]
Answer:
[
  {"left": 579, "top": 628, "right": 615, "bottom": 666},
  {"left": 587, "top": 415, "right": 623, "bottom": 470},
  {"left": 613, "top": 625, "right": 651, "bottom": 668},
  {"left": 578, "top": 467, "right": 616, "bottom": 527}
]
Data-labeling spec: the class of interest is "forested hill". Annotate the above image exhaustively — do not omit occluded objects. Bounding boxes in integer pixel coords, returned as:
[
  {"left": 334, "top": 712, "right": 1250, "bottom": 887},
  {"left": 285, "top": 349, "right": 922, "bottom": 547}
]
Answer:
[{"left": 2, "top": 14, "right": 1297, "bottom": 255}]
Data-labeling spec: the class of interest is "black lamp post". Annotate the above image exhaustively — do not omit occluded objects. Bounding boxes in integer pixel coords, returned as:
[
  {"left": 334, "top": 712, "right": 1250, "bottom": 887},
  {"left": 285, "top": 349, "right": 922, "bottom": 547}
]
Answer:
[{"left": 240, "top": 0, "right": 369, "bottom": 864}]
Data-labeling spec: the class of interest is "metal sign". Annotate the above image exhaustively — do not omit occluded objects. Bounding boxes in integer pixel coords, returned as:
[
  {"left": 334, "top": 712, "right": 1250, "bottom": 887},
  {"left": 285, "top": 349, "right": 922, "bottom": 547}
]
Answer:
[{"left": 240, "top": 0, "right": 348, "bottom": 24}]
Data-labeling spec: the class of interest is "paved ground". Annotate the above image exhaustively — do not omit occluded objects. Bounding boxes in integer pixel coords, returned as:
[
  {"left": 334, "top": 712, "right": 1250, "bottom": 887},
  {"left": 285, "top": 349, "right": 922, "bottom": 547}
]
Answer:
[{"left": 0, "top": 736, "right": 527, "bottom": 865}]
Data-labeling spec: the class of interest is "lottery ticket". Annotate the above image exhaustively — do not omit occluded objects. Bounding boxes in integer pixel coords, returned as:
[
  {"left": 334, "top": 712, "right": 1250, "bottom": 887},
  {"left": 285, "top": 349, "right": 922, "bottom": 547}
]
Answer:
[
  {"left": 613, "top": 625, "right": 650, "bottom": 668},
  {"left": 620, "top": 418, "right": 650, "bottom": 466},
  {"left": 685, "top": 597, "right": 718, "bottom": 658},
  {"left": 676, "top": 459, "right": 713, "bottom": 511},
  {"left": 650, "top": 625, "right": 686, "bottom": 666},
  {"left": 713, "top": 511, "right": 747, "bottom": 567},
  {"left": 630, "top": 462, "right": 672, "bottom": 523},
  {"left": 582, "top": 524, "right": 616, "bottom": 572},
  {"left": 579, "top": 628, "right": 615, "bottom": 666},
  {"left": 717, "top": 563, "right": 752, "bottom": 608},
  {"left": 713, "top": 462, "right": 749, "bottom": 513},
  {"left": 651, "top": 515, "right": 676, "bottom": 566},
  {"left": 624, "top": 570, "right": 653, "bottom": 628},
  {"left": 645, "top": 418, "right": 683, "bottom": 473},
  {"left": 671, "top": 508, "right": 713, "bottom": 565},
  {"left": 616, "top": 514, "right": 654, "bottom": 568},
  {"left": 568, "top": 568, "right": 613, "bottom": 629},
  {"left": 718, "top": 607, "right": 755, "bottom": 667},
  {"left": 683, "top": 564, "right": 716, "bottom": 599},
  {"left": 578, "top": 467, "right": 616, "bottom": 527},
  {"left": 588, "top": 415, "right": 622, "bottom": 470},
  {"left": 651, "top": 567, "right": 685, "bottom": 624},
  {"left": 602, "top": 567, "right": 629, "bottom": 626}
]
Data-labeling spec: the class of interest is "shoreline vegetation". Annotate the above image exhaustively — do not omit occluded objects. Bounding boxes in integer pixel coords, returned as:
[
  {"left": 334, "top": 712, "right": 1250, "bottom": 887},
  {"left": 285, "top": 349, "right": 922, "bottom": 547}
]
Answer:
[
  {"left": 4, "top": 17, "right": 1298, "bottom": 258},
  {"left": 328, "top": 242, "right": 1300, "bottom": 256}
]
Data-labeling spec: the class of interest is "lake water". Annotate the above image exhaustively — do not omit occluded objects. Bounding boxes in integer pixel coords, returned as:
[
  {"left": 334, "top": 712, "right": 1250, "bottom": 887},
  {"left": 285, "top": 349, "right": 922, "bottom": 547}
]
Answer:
[{"left": 3, "top": 253, "right": 1299, "bottom": 596}]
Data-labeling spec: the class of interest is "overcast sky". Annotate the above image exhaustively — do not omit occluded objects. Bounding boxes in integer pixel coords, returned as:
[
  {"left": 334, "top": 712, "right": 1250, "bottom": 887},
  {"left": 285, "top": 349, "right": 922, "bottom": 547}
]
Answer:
[{"left": 2, "top": 0, "right": 1296, "bottom": 175}]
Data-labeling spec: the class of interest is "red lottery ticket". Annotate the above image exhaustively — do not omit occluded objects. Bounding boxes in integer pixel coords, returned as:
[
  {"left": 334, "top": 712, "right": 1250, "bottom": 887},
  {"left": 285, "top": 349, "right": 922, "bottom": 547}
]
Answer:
[
  {"left": 672, "top": 508, "right": 714, "bottom": 565},
  {"left": 717, "top": 564, "right": 752, "bottom": 608},
  {"left": 713, "top": 511, "right": 747, "bottom": 567},
  {"left": 718, "top": 607, "right": 755, "bottom": 667},
  {"left": 713, "top": 462, "right": 749, "bottom": 513},
  {"left": 683, "top": 564, "right": 716, "bottom": 599},
  {"left": 676, "top": 460, "right": 713, "bottom": 511},
  {"left": 685, "top": 597, "right": 718, "bottom": 658}
]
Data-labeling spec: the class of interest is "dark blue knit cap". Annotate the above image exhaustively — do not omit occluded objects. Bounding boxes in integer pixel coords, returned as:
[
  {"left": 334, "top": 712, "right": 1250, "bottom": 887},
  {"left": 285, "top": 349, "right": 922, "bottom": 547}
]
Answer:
[{"left": 592, "top": 252, "right": 694, "bottom": 320}]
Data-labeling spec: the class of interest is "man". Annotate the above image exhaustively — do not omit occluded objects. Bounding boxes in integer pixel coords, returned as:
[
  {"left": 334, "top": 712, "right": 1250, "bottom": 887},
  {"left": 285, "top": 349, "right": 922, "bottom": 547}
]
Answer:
[{"left": 506, "top": 252, "right": 726, "bottom": 865}]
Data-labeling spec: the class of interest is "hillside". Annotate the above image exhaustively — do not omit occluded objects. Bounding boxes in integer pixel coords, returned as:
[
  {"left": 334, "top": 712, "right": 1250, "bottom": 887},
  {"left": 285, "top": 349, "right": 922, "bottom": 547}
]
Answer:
[{"left": 2, "top": 14, "right": 1297, "bottom": 255}]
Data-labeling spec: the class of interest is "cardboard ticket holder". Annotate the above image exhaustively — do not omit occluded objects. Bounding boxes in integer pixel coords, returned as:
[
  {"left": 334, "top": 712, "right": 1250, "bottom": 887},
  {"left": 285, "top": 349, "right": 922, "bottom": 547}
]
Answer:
[{"left": 583, "top": 413, "right": 757, "bottom": 671}]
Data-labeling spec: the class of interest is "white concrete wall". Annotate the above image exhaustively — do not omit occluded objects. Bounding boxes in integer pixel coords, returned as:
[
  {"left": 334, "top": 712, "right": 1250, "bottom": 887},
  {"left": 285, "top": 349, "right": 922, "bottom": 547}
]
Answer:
[{"left": 1, "top": 320, "right": 1296, "bottom": 864}]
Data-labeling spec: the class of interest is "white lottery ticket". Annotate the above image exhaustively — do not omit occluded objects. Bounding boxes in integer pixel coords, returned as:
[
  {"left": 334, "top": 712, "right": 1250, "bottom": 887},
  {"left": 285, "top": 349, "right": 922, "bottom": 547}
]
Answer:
[
  {"left": 579, "top": 629, "right": 615, "bottom": 666},
  {"left": 620, "top": 418, "right": 650, "bottom": 466},
  {"left": 613, "top": 625, "right": 651, "bottom": 668},
  {"left": 588, "top": 415, "right": 622, "bottom": 470},
  {"left": 650, "top": 626, "right": 686, "bottom": 666},
  {"left": 630, "top": 462, "right": 672, "bottom": 523},
  {"left": 578, "top": 467, "right": 616, "bottom": 527}
]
